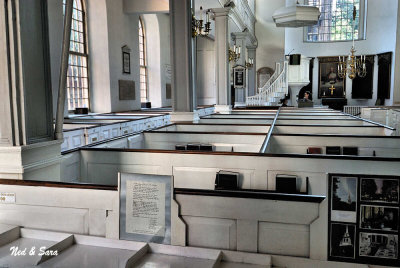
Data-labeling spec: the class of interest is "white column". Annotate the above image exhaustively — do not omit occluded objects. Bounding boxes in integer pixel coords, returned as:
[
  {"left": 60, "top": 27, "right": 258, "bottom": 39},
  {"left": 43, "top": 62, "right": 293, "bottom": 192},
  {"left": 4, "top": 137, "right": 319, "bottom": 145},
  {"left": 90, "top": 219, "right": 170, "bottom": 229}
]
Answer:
[
  {"left": 0, "top": 0, "right": 61, "bottom": 180},
  {"left": 247, "top": 45, "right": 257, "bottom": 97},
  {"left": 393, "top": 0, "right": 400, "bottom": 105},
  {"left": 169, "top": 0, "right": 199, "bottom": 122},
  {"left": 232, "top": 32, "right": 248, "bottom": 107},
  {"left": 213, "top": 7, "right": 232, "bottom": 113}
]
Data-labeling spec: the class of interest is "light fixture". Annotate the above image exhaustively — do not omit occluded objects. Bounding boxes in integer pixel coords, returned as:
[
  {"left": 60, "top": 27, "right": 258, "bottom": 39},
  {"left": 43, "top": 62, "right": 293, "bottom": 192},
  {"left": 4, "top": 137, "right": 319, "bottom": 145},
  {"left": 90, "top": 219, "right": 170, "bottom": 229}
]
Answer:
[
  {"left": 192, "top": 6, "right": 212, "bottom": 38},
  {"left": 245, "top": 58, "right": 254, "bottom": 69},
  {"left": 338, "top": 6, "right": 367, "bottom": 80},
  {"left": 229, "top": 44, "right": 241, "bottom": 62}
]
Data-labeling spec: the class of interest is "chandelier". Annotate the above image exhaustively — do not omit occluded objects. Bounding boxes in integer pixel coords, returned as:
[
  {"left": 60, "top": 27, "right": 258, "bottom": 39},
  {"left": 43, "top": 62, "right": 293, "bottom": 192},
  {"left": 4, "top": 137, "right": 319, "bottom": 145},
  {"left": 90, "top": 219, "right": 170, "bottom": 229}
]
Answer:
[
  {"left": 229, "top": 44, "right": 241, "bottom": 62},
  {"left": 337, "top": 6, "right": 367, "bottom": 80},
  {"left": 192, "top": 6, "right": 212, "bottom": 38}
]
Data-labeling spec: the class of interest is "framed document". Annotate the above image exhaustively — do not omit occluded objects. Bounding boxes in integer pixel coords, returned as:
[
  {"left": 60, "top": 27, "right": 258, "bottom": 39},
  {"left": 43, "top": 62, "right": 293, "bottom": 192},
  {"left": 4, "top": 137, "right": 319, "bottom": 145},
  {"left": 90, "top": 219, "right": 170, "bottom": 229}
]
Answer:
[
  {"left": 119, "top": 173, "right": 172, "bottom": 244},
  {"left": 234, "top": 65, "right": 246, "bottom": 89},
  {"left": 122, "top": 52, "right": 131, "bottom": 74}
]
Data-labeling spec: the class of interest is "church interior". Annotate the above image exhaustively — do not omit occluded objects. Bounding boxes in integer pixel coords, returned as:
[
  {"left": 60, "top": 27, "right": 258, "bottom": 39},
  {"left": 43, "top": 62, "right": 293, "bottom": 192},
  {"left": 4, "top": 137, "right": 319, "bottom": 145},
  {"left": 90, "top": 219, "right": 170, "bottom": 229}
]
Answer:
[{"left": 1, "top": 0, "right": 400, "bottom": 267}]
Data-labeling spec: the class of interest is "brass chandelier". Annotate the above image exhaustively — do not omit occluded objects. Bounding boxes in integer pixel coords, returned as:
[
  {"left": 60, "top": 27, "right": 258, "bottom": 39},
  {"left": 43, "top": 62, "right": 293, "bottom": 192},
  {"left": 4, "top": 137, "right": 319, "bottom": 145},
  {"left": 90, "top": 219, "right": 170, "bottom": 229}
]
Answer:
[
  {"left": 337, "top": 6, "right": 367, "bottom": 80},
  {"left": 229, "top": 44, "right": 241, "bottom": 62},
  {"left": 192, "top": 6, "right": 212, "bottom": 38}
]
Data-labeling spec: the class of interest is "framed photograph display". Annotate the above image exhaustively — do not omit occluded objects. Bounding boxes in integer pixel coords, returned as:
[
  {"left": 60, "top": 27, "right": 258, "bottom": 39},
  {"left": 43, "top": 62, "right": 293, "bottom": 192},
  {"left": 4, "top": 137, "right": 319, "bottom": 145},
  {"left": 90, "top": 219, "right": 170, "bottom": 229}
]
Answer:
[{"left": 328, "top": 174, "right": 400, "bottom": 266}]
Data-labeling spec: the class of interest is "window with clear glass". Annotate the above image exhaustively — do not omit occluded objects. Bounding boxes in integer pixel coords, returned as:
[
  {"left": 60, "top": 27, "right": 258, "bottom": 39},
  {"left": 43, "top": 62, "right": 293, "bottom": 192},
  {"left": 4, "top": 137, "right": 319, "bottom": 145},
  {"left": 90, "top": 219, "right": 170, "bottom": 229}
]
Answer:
[
  {"left": 63, "top": 0, "right": 89, "bottom": 110},
  {"left": 305, "top": 0, "right": 366, "bottom": 42},
  {"left": 139, "top": 17, "right": 148, "bottom": 103}
]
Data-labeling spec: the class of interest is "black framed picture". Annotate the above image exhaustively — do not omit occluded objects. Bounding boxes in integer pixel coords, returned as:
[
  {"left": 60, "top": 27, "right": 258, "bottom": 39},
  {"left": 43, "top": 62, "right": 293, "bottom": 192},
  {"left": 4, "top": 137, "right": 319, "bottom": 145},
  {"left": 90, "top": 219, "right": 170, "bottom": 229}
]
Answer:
[
  {"left": 234, "top": 65, "right": 245, "bottom": 89},
  {"left": 360, "top": 205, "right": 399, "bottom": 231},
  {"left": 123, "top": 51, "right": 131, "bottom": 74},
  {"left": 359, "top": 232, "right": 398, "bottom": 259},
  {"left": 330, "top": 223, "right": 356, "bottom": 259},
  {"left": 331, "top": 176, "right": 357, "bottom": 223},
  {"left": 318, "top": 57, "right": 346, "bottom": 98},
  {"left": 360, "top": 178, "right": 399, "bottom": 204}
]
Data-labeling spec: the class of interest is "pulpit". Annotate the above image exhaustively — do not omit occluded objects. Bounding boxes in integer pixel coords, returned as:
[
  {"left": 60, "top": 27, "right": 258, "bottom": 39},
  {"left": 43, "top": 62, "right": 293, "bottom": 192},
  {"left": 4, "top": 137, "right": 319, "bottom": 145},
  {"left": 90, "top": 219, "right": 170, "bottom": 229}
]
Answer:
[{"left": 288, "top": 55, "right": 311, "bottom": 106}]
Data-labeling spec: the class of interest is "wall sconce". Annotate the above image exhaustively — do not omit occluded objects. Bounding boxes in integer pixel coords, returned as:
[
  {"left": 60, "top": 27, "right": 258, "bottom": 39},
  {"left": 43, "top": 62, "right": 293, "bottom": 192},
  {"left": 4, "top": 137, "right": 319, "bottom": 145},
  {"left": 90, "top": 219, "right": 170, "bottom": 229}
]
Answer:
[
  {"left": 245, "top": 58, "right": 254, "bottom": 69},
  {"left": 229, "top": 44, "right": 241, "bottom": 62},
  {"left": 192, "top": 6, "right": 212, "bottom": 38}
]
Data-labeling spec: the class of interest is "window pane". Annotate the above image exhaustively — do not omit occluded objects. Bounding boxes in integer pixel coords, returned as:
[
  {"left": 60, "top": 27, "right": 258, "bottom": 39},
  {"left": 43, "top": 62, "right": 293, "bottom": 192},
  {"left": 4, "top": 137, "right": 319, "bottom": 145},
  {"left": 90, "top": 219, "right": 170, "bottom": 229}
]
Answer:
[
  {"left": 305, "top": 0, "right": 363, "bottom": 42},
  {"left": 64, "top": 0, "right": 89, "bottom": 110}
]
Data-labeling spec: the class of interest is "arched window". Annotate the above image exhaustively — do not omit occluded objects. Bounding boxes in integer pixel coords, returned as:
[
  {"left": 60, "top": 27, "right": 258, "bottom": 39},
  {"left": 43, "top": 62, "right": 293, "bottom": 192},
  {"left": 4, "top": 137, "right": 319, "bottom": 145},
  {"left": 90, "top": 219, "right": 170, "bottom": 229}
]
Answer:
[
  {"left": 63, "top": 0, "right": 89, "bottom": 110},
  {"left": 139, "top": 17, "right": 148, "bottom": 103}
]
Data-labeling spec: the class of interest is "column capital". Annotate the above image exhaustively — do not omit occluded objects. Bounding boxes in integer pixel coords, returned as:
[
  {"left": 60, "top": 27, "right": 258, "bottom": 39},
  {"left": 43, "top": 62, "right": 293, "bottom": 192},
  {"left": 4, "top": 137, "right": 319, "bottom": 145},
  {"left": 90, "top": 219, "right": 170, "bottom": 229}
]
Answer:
[
  {"left": 211, "top": 7, "right": 232, "bottom": 17},
  {"left": 246, "top": 45, "right": 257, "bottom": 50}
]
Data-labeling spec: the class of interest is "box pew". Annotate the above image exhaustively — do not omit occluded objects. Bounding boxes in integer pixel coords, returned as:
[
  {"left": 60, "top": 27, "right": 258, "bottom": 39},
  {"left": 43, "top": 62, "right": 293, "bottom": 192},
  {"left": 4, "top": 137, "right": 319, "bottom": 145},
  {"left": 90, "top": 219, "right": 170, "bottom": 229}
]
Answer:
[
  {"left": 154, "top": 123, "right": 270, "bottom": 134},
  {"left": 203, "top": 114, "right": 276, "bottom": 119},
  {"left": 199, "top": 118, "right": 274, "bottom": 125},
  {"left": 142, "top": 132, "right": 266, "bottom": 152},
  {"left": 276, "top": 119, "right": 375, "bottom": 126},
  {"left": 273, "top": 125, "right": 394, "bottom": 136},
  {"left": 267, "top": 134, "right": 400, "bottom": 157},
  {"left": 175, "top": 188, "right": 324, "bottom": 256},
  {"left": 278, "top": 115, "right": 353, "bottom": 120}
]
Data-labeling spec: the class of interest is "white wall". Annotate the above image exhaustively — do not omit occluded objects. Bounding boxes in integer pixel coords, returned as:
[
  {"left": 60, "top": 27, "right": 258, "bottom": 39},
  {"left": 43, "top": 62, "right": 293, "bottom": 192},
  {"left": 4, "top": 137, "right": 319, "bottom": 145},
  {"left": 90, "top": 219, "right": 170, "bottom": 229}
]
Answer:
[
  {"left": 143, "top": 14, "right": 171, "bottom": 108},
  {"left": 106, "top": 0, "right": 141, "bottom": 112},
  {"left": 255, "top": 0, "right": 286, "bottom": 73},
  {"left": 87, "top": 0, "right": 112, "bottom": 113},
  {"left": 197, "top": 37, "right": 217, "bottom": 105},
  {"left": 285, "top": 0, "right": 398, "bottom": 106}
]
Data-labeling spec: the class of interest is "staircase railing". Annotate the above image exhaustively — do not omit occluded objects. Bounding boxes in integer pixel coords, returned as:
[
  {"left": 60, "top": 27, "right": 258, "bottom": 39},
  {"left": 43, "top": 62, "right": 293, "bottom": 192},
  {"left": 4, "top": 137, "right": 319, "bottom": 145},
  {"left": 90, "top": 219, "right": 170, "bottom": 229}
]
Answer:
[{"left": 247, "top": 61, "right": 288, "bottom": 106}]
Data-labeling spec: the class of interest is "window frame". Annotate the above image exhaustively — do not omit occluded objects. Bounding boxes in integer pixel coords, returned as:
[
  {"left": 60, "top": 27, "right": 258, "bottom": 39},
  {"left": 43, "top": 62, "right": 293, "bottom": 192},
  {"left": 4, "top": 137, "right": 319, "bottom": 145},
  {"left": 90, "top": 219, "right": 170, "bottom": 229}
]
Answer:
[
  {"left": 139, "top": 16, "right": 149, "bottom": 103},
  {"left": 303, "top": 0, "right": 367, "bottom": 43},
  {"left": 64, "top": 0, "right": 91, "bottom": 111}
]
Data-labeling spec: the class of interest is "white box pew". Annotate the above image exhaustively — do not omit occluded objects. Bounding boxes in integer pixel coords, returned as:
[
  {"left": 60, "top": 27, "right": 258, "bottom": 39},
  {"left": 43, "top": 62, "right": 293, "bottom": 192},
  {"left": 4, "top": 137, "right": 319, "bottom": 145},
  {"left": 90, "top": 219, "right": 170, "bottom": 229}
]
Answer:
[
  {"left": 78, "top": 150, "right": 400, "bottom": 195},
  {"left": 200, "top": 118, "right": 274, "bottom": 125},
  {"left": 276, "top": 119, "right": 374, "bottom": 126},
  {"left": 278, "top": 115, "right": 353, "bottom": 120},
  {"left": 142, "top": 132, "right": 266, "bottom": 152},
  {"left": 203, "top": 114, "right": 276, "bottom": 119},
  {"left": 61, "top": 127, "right": 86, "bottom": 151},
  {"left": 267, "top": 134, "right": 400, "bottom": 157},
  {"left": 155, "top": 124, "right": 270, "bottom": 134},
  {"left": 175, "top": 190, "right": 323, "bottom": 257},
  {"left": 273, "top": 125, "right": 394, "bottom": 136}
]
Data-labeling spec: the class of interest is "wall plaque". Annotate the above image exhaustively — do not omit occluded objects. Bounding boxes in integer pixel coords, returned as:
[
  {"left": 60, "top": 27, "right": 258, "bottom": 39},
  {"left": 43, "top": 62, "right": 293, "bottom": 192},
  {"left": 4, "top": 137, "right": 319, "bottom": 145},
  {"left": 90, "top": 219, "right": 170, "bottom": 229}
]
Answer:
[
  {"left": 119, "top": 173, "right": 171, "bottom": 244},
  {"left": 0, "top": 193, "right": 15, "bottom": 204},
  {"left": 234, "top": 65, "right": 246, "bottom": 89},
  {"left": 119, "top": 80, "right": 135, "bottom": 100}
]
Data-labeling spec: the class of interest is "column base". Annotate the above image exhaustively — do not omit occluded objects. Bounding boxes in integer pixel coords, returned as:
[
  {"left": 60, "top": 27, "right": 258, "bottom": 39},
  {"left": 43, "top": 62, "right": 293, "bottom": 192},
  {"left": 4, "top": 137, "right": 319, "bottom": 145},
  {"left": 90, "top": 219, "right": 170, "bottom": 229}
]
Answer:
[
  {"left": 234, "top": 102, "right": 246, "bottom": 108},
  {"left": 170, "top": 111, "right": 200, "bottom": 123},
  {"left": 0, "top": 140, "right": 62, "bottom": 180},
  {"left": 214, "top": 105, "right": 232, "bottom": 114}
]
